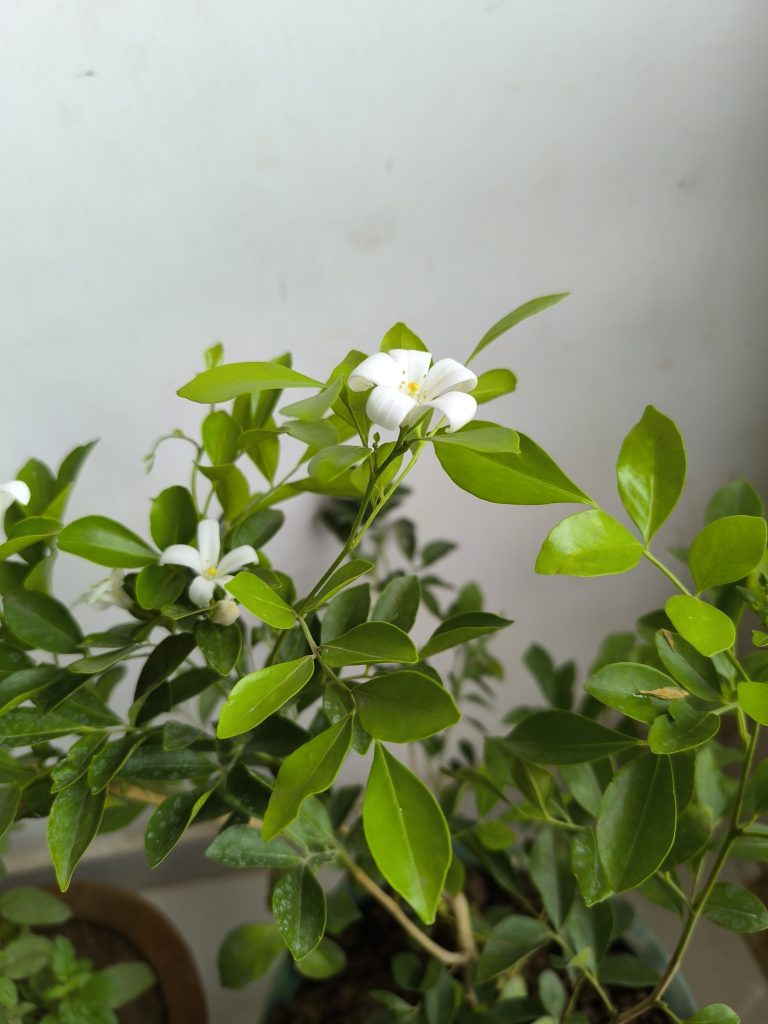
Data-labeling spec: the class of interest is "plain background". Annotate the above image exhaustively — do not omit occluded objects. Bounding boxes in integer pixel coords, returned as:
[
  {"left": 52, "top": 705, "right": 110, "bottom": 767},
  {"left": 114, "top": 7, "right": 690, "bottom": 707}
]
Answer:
[{"left": 2, "top": 0, "right": 767, "bottom": 705}]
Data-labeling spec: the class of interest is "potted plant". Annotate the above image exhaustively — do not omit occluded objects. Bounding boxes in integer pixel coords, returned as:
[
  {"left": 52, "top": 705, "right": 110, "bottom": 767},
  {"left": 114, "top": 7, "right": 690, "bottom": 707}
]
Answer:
[{"left": 0, "top": 295, "right": 765, "bottom": 1022}]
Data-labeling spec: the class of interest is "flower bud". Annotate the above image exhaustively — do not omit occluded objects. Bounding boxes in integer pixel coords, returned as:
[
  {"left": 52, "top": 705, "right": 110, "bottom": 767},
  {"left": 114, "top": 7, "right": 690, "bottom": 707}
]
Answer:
[{"left": 210, "top": 599, "right": 240, "bottom": 626}]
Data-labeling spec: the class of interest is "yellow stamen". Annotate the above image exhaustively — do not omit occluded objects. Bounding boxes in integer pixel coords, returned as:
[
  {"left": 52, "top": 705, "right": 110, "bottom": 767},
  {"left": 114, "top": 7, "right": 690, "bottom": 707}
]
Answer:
[
  {"left": 406, "top": 381, "right": 419, "bottom": 396},
  {"left": 206, "top": 566, "right": 217, "bottom": 576}
]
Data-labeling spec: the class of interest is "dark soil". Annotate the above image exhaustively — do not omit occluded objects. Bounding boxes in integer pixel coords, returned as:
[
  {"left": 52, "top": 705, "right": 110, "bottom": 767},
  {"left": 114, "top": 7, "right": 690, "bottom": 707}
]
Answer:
[{"left": 42, "top": 919, "right": 166, "bottom": 1024}]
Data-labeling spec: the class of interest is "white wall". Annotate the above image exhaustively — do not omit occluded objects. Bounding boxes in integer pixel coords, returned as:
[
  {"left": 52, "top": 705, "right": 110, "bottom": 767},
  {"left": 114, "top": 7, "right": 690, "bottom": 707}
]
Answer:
[{"left": 1, "top": 1, "right": 767, "bottom": 701}]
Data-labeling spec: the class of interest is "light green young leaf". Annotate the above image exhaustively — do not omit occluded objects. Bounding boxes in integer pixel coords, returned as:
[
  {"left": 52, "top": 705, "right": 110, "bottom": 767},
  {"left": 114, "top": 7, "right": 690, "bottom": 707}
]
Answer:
[
  {"left": 737, "top": 681, "right": 768, "bottom": 727},
  {"left": 616, "top": 406, "right": 686, "bottom": 542},
  {"left": 536, "top": 510, "right": 643, "bottom": 577},
  {"left": 178, "top": 362, "right": 321, "bottom": 403},
  {"left": 684, "top": 1005, "right": 740, "bottom": 1024},
  {"left": 354, "top": 671, "right": 460, "bottom": 742},
  {"left": 472, "top": 368, "right": 517, "bottom": 405},
  {"left": 466, "top": 293, "right": 569, "bottom": 365},
  {"left": 202, "top": 410, "right": 240, "bottom": 465},
  {"left": 430, "top": 422, "right": 520, "bottom": 455},
  {"left": 101, "top": 961, "right": 156, "bottom": 1009},
  {"left": 308, "top": 445, "right": 371, "bottom": 483},
  {"left": 665, "top": 596, "right": 736, "bottom": 657},
  {"left": 217, "top": 656, "right": 315, "bottom": 739},
  {"left": 321, "top": 621, "right": 418, "bottom": 667},
  {"left": 380, "top": 322, "right": 428, "bottom": 352},
  {"left": 688, "top": 515, "right": 767, "bottom": 591},
  {"left": 281, "top": 379, "right": 343, "bottom": 421},
  {"left": 225, "top": 572, "right": 296, "bottom": 629},
  {"left": 58, "top": 516, "right": 157, "bottom": 568}
]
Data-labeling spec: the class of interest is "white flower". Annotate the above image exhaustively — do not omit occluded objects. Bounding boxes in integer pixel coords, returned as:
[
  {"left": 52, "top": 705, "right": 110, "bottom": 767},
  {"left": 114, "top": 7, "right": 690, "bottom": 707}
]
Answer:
[
  {"left": 82, "top": 569, "right": 133, "bottom": 611},
  {"left": 0, "top": 480, "right": 31, "bottom": 518},
  {"left": 159, "top": 519, "right": 257, "bottom": 608},
  {"left": 210, "top": 599, "right": 241, "bottom": 626},
  {"left": 347, "top": 349, "right": 478, "bottom": 432}
]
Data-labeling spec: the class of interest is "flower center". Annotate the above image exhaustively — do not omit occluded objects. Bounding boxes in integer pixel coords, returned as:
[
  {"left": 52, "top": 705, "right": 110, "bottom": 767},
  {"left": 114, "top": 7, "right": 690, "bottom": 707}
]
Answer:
[
  {"left": 206, "top": 566, "right": 218, "bottom": 577},
  {"left": 403, "top": 380, "right": 420, "bottom": 398}
]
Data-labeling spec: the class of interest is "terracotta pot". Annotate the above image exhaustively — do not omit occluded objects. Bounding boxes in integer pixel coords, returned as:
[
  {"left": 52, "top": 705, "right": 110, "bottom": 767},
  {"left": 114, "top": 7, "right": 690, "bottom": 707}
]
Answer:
[{"left": 49, "top": 881, "right": 207, "bottom": 1024}]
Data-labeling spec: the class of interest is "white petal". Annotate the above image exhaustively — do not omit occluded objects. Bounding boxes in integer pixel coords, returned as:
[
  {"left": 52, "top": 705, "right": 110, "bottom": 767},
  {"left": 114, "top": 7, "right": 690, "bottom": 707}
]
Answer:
[
  {"left": 0, "top": 480, "right": 31, "bottom": 507},
  {"left": 421, "top": 358, "right": 477, "bottom": 399},
  {"left": 366, "top": 386, "right": 418, "bottom": 431},
  {"left": 423, "top": 392, "right": 478, "bottom": 432},
  {"left": 217, "top": 545, "right": 258, "bottom": 576},
  {"left": 388, "top": 349, "right": 431, "bottom": 386},
  {"left": 197, "top": 519, "right": 221, "bottom": 571},
  {"left": 347, "top": 353, "right": 401, "bottom": 392},
  {"left": 159, "top": 544, "right": 203, "bottom": 573},
  {"left": 189, "top": 575, "right": 217, "bottom": 607}
]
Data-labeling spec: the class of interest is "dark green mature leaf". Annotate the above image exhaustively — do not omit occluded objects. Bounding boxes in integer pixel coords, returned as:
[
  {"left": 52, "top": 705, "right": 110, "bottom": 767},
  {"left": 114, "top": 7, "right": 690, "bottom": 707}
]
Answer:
[
  {"left": 467, "top": 294, "right": 569, "bottom": 364},
  {"left": 616, "top": 406, "right": 686, "bottom": 542},
  {"left": 321, "top": 584, "right": 371, "bottom": 643},
  {"left": 145, "top": 790, "right": 211, "bottom": 867},
  {"left": 51, "top": 734, "right": 107, "bottom": 792},
  {"left": 135, "top": 564, "right": 185, "bottom": 609},
  {"left": 272, "top": 866, "right": 326, "bottom": 960},
  {"left": 195, "top": 620, "right": 242, "bottom": 676},
  {"left": 435, "top": 432, "right": 590, "bottom": 506},
  {"left": 0, "top": 707, "right": 80, "bottom": 746},
  {"left": 0, "top": 516, "right": 61, "bottom": 559},
  {"left": 703, "top": 882, "right": 768, "bottom": 932},
  {"left": 262, "top": 717, "right": 353, "bottom": 840},
  {"left": 505, "top": 710, "right": 640, "bottom": 764},
  {"left": 528, "top": 825, "right": 575, "bottom": 927},
  {"left": 363, "top": 743, "right": 451, "bottom": 924},
  {"left": 226, "top": 573, "right": 295, "bottom": 629},
  {"left": 523, "top": 644, "right": 574, "bottom": 710},
  {"left": 0, "top": 887, "right": 71, "bottom": 926},
  {"left": 688, "top": 515, "right": 767, "bottom": 591},
  {"left": 321, "top": 622, "right": 418, "bottom": 667},
  {"left": 304, "top": 559, "right": 374, "bottom": 609},
  {"left": 0, "top": 666, "right": 60, "bottom": 714},
  {"left": 585, "top": 663, "right": 675, "bottom": 723},
  {"left": 420, "top": 612, "right": 512, "bottom": 658},
  {"left": 58, "top": 516, "right": 157, "bottom": 567},
  {"left": 475, "top": 915, "right": 552, "bottom": 982},
  {"left": 571, "top": 830, "right": 612, "bottom": 907},
  {"left": 596, "top": 754, "right": 676, "bottom": 891},
  {"left": 206, "top": 825, "right": 301, "bottom": 868},
  {"left": 655, "top": 630, "right": 721, "bottom": 700},
  {"left": 648, "top": 705, "right": 720, "bottom": 753},
  {"left": 665, "top": 596, "right": 735, "bottom": 657},
  {"left": 3, "top": 592, "right": 82, "bottom": 654},
  {"left": 121, "top": 746, "right": 213, "bottom": 781},
  {"left": 371, "top": 576, "right": 420, "bottom": 632},
  {"left": 217, "top": 656, "right": 315, "bottom": 738},
  {"left": 231, "top": 509, "right": 285, "bottom": 549},
  {"left": 88, "top": 735, "right": 146, "bottom": 791},
  {"left": 134, "top": 634, "right": 196, "bottom": 702},
  {"left": 57, "top": 440, "right": 98, "bottom": 492},
  {"left": 0, "top": 784, "right": 21, "bottom": 839},
  {"left": 430, "top": 422, "right": 520, "bottom": 455},
  {"left": 48, "top": 777, "right": 107, "bottom": 890},
  {"left": 536, "top": 510, "right": 643, "bottom": 577},
  {"left": 354, "top": 671, "right": 460, "bottom": 741},
  {"left": 472, "top": 368, "right": 517, "bottom": 405},
  {"left": 179, "top": 362, "right": 321, "bottom": 403},
  {"left": 218, "top": 923, "right": 285, "bottom": 988},
  {"left": 149, "top": 486, "right": 197, "bottom": 549}
]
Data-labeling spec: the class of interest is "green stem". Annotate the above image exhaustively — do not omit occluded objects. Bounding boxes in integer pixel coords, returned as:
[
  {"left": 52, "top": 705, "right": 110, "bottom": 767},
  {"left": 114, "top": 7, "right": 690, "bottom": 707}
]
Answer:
[{"left": 642, "top": 550, "right": 691, "bottom": 596}]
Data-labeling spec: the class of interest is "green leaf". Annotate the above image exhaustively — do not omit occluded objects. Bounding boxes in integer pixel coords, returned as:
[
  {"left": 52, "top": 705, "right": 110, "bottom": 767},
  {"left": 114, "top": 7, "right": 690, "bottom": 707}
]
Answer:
[
  {"left": 203, "top": 410, "right": 240, "bottom": 465},
  {"left": 362, "top": 743, "right": 451, "bottom": 924},
  {"left": 121, "top": 746, "right": 213, "bottom": 781},
  {"left": 48, "top": 777, "right": 107, "bottom": 890},
  {"left": 321, "top": 584, "right": 371, "bottom": 643},
  {"left": 199, "top": 464, "right": 250, "bottom": 519},
  {"left": 149, "top": 487, "right": 197, "bottom": 549},
  {"left": 195, "top": 620, "right": 242, "bottom": 676},
  {"left": 380, "top": 321, "right": 429, "bottom": 352},
  {"left": 665, "top": 596, "right": 736, "bottom": 657},
  {"left": 57, "top": 440, "right": 98, "bottom": 492},
  {"left": 231, "top": 509, "right": 285, "bottom": 549},
  {"left": 596, "top": 753, "right": 676, "bottom": 891},
  {"left": 178, "top": 361, "right": 321, "bottom": 403},
  {"left": 0, "top": 935, "right": 53, "bottom": 979},
  {"left": 616, "top": 406, "right": 686, "bottom": 541},
  {"left": 134, "top": 634, "right": 196, "bottom": 703},
  {"left": 225, "top": 573, "right": 295, "bottom": 629},
  {"left": 585, "top": 663, "right": 674, "bottom": 723},
  {"left": 0, "top": 666, "right": 61, "bottom": 714},
  {"left": 528, "top": 825, "right": 575, "bottom": 927},
  {"left": 688, "top": 515, "right": 767, "bottom": 591},
  {"left": 505, "top": 710, "right": 640, "bottom": 764},
  {"left": 295, "top": 937, "right": 347, "bottom": 979},
  {"left": 217, "top": 656, "right": 315, "bottom": 738},
  {"left": 321, "top": 621, "right": 418, "bottom": 667},
  {"left": 51, "top": 734, "right": 108, "bottom": 791},
  {"left": 135, "top": 564, "right": 185, "bottom": 609},
  {"left": 305, "top": 559, "right": 374, "bottom": 609},
  {"left": 88, "top": 735, "right": 145, "bottom": 791},
  {"left": 684, "top": 1006, "right": 740, "bottom": 1024},
  {"left": 467, "top": 294, "right": 569, "bottom": 364},
  {"left": 145, "top": 789, "right": 211, "bottom": 867},
  {"left": 272, "top": 866, "right": 326, "bottom": 960},
  {"left": 281, "top": 379, "right": 343, "bottom": 421},
  {"left": 435, "top": 432, "right": 590, "bottom": 506},
  {"left": 706, "top": 480, "right": 764, "bottom": 523},
  {"left": 472, "top": 368, "right": 517, "bottom": 405},
  {"left": 0, "top": 888, "right": 71, "bottom": 926},
  {"left": 0, "top": 784, "right": 21, "bottom": 839},
  {"left": 283, "top": 418, "right": 338, "bottom": 450},
  {"left": 101, "top": 961, "right": 155, "bottom": 1008},
  {"left": 430, "top": 422, "right": 520, "bottom": 455},
  {"left": 262, "top": 717, "right": 352, "bottom": 840},
  {"left": 737, "top": 681, "right": 768, "bottom": 726},
  {"left": 655, "top": 630, "right": 721, "bottom": 700},
  {"left": 0, "top": 517, "right": 61, "bottom": 560},
  {"left": 3, "top": 592, "right": 82, "bottom": 653},
  {"left": 206, "top": 824, "right": 302, "bottom": 868},
  {"left": 536, "top": 510, "right": 643, "bottom": 577},
  {"left": 420, "top": 612, "right": 512, "bottom": 658},
  {"left": 0, "top": 707, "right": 80, "bottom": 746},
  {"left": 218, "top": 923, "right": 285, "bottom": 988},
  {"left": 648, "top": 705, "right": 720, "bottom": 753},
  {"left": 421, "top": 540, "right": 457, "bottom": 567},
  {"left": 475, "top": 915, "right": 552, "bottom": 982},
  {"left": 702, "top": 881, "right": 768, "bottom": 932},
  {"left": 571, "top": 830, "right": 612, "bottom": 907},
  {"left": 523, "top": 644, "right": 574, "bottom": 710},
  {"left": 59, "top": 516, "right": 157, "bottom": 568},
  {"left": 372, "top": 576, "right": 420, "bottom": 632},
  {"left": 354, "top": 671, "right": 460, "bottom": 741}
]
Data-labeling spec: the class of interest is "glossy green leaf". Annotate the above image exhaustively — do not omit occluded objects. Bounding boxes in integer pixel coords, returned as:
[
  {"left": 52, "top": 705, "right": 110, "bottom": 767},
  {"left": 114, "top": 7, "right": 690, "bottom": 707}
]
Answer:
[
  {"left": 354, "top": 671, "right": 460, "bottom": 741},
  {"left": 665, "top": 596, "right": 736, "bottom": 657},
  {"left": 536, "top": 510, "right": 643, "bottom": 577},
  {"left": 616, "top": 405, "right": 686, "bottom": 541},
  {"left": 596, "top": 754, "right": 676, "bottom": 891},
  {"left": 321, "top": 583, "right": 370, "bottom": 643},
  {"left": 135, "top": 564, "right": 185, "bottom": 609},
  {"left": 0, "top": 887, "right": 71, "bottom": 926},
  {"left": 472, "top": 368, "right": 517, "bottom": 405},
  {"left": 420, "top": 612, "right": 512, "bottom": 658},
  {"left": 371, "top": 576, "right": 420, "bottom": 632},
  {"left": 88, "top": 735, "right": 145, "bottom": 791},
  {"left": 0, "top": 665, "right": 60, "bottom": 714},
  {"left": 295, "top": 937, "right": 347, "bottom": 980},
  {"left": 467, "top": 293, "right": 569, "bottom": 364},
  {"left": 363, "top": 743, "right": 451, "bottom": 924},
  {"left": 688, "top": 515, "right": 767, "bottom": 591},
  {"left": 321, "top": 621, "right": 418, "bottom": 667},
  {"left": 684, "top": 1006, "right": 740, "bottom": 1024},
  {"left": 380, "top": 321, "right": 428, "bottom": 352},
  {"left": 737, "top": 681, "right": 768, "bottom": 726},
  {"left": 59, "top": 516, "right": 157, "bottom": 568},
  {"left": 304, "top": 559, "right": 374, "bottom": 609},
  {"left": 149, "top": 486, "right": 198, "bottom": 549},
  {"left": 225, "top": 573, "right": 295, "bottom": 629},
  {"left": 217, "top": 656, "right": 314, "bottom": 738},
  {"left": 655, "top": 630, "right": 721, "bottom": 700},
  {"left": 57, "top": 440, "right": 98, "bottom": 492},
  {"left": 3, "top": 592, "right": 82, "bottom": 653},
  {"left": 48, "top": 777, "right": 107, "bottom": 890},
  {"left": 218, "top": 923, "right": 285, "bottom": 988},
  {"left": 584, "top": 663, "right": 673, "bottom": 723},
  {"left": 272, "top": 866, "right": 326, "bottom": 960},
  {"left": 571, "top": 830, "right": 612, "bottom": 907},
  {"left": 203, "top": 410, "right": 240, "bottom": 465},
  {"left": 702, "top": 882, "right": 768, "bottom": 932},
  {"left": 144, "top": 789, "right": 211, "bottom": 867},
  {"left": 308, "top": 445, "right": 371, "bottom": 483},
  {"left": 430, "top": 422, "right": 520, "bottom": 455},
  {"left": 281, "top": 379, "right": 343, "bottom": 420},
  {"left": 134, "top": 634, "right": 196, "bottom": 702},
  {"left": 262, "top": 717, "right": 353, "bottom": 839},
  {"left": 231, "top": 509, "right": 284, "bottom": 549},
  {"left": 505, "top": 710, "right": 640, "bottom": 764},
  {"left": 435, "top": 432, "right": 589, "bottom": 506},
  {"left": 475, "top": 915, "right": 552, "bottom": 982},
  {"left": 649, "top": 703, "right": 720, "bottom": 753},
  {"left": 179, "top": 361, "right": 321, "bottom": 403},
  {"left": 0, "top": 517, "right": 61, "bottom": 560},
  {"left": 206, "top": 824, "right": 301, "bottom": 868},
  {"left": 195, "top": 620, "right": 242, "bottom": 676}
]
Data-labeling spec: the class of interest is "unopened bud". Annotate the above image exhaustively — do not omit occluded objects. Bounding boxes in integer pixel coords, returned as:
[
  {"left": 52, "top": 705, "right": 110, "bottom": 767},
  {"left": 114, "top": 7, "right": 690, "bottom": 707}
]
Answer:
[{"left": 210, "top": 599, "right": 240, "bottom": 626}]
